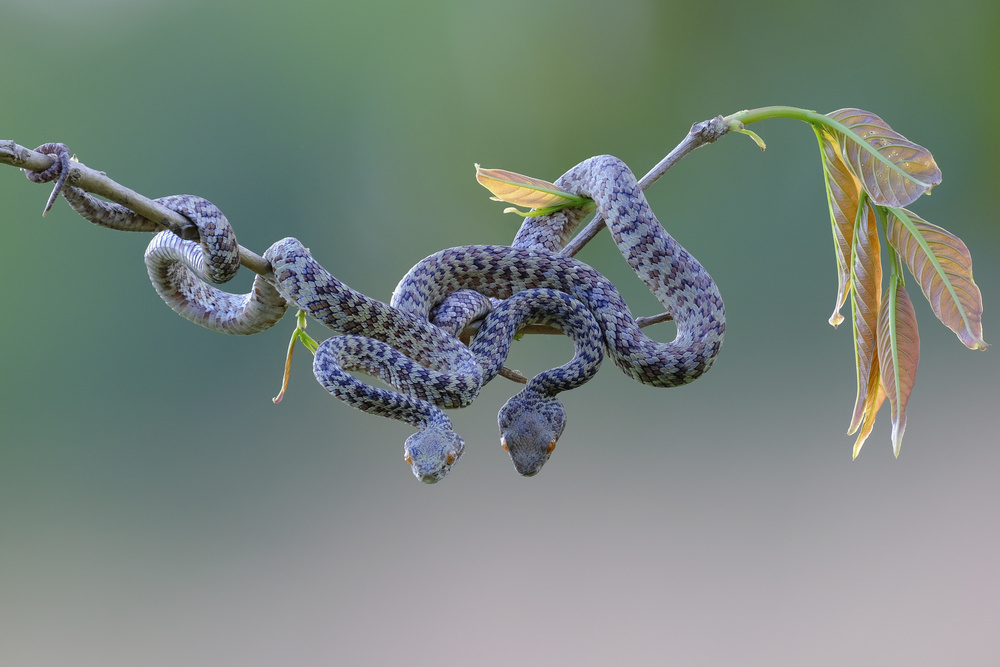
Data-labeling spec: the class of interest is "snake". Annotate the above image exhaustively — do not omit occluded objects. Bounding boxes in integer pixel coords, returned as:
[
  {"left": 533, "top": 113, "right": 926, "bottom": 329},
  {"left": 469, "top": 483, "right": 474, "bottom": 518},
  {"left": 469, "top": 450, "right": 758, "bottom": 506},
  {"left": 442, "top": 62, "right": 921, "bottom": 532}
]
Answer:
[
  {"left": 24, "top": 143, "right": 606, "bottom": 482},
  {"left": 26, "top": 146, "right": 725, "bottom": 482}
]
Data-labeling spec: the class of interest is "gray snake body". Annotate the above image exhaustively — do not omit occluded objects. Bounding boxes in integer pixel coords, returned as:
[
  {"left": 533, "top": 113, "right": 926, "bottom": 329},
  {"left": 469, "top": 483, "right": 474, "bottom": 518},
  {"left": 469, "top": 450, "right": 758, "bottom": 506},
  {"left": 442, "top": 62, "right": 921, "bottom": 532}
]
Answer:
[
  {"left": 27, "top": 146, "right": 724, "bottom": 483},
  {"left": 393, "top": 155, "right": 726, "bottom": 388},
  {"left": 264, "top": 237, "right": 604, "bottom": 481}
]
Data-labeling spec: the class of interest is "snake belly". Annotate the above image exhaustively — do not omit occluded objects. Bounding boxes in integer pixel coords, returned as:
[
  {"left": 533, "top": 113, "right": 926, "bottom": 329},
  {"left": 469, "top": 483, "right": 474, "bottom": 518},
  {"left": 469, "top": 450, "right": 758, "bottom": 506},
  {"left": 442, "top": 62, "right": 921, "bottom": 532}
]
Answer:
[{"left": 53, "top": 185, "right": 289, "bottom": 335}]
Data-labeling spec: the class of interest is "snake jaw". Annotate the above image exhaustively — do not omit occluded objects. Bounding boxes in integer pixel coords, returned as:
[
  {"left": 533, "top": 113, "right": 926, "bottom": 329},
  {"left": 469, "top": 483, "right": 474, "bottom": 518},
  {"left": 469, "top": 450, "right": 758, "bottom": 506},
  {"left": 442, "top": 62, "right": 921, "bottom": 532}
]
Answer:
[{"left": 403, "top": 427, "right": 466, "bottom": 484}]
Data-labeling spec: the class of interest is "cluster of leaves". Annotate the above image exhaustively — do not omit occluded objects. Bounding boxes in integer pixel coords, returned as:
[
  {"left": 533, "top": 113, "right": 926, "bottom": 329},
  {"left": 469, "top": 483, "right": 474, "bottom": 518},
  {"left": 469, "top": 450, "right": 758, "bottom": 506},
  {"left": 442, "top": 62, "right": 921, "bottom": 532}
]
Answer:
[
  {"left": 476, "top": 107, "right": 987, "bottom": 458},
  {"left": 812, "top": 109, "right": 985, "bottom": 457}
]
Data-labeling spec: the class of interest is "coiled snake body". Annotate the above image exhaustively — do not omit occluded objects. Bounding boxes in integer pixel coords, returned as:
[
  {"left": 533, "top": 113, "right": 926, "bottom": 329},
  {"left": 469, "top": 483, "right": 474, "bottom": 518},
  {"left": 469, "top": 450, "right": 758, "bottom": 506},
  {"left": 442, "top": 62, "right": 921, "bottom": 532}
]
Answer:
[
  {"left": 28, "top": 146, "right": 724, "bottom": 483},
  {"left": 263, "top": 237, "right": 604, "bottom": 481},
  {"left": 393, "top": 155, "right": 726, "bottom": 388}
]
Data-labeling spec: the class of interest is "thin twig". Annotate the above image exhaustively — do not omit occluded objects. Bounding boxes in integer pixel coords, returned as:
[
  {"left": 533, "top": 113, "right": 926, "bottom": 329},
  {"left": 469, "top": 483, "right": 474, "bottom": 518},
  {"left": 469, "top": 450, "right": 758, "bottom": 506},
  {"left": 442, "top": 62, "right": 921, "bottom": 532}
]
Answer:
[
  {"left": 0, "top": 140, "right": 272, "bottom": 278},
  {"left": 559, "top": 115, "right": 731, "bottom": 258}
]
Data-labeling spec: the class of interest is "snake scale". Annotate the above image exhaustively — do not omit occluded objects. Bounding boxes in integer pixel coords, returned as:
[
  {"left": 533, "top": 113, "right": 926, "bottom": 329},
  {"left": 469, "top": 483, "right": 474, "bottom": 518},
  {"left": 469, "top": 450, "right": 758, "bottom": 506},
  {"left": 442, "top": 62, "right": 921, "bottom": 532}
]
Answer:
[{"left": 27, "top": 145, "right": 725, "bottom": 483}]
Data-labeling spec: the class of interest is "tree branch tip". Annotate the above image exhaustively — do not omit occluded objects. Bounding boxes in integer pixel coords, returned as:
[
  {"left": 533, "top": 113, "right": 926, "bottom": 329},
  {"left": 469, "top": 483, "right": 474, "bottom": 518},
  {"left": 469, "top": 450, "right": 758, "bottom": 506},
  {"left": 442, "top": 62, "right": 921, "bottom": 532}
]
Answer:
[{"left": 689, "top": 115, "right": 731, "bottom": 144}]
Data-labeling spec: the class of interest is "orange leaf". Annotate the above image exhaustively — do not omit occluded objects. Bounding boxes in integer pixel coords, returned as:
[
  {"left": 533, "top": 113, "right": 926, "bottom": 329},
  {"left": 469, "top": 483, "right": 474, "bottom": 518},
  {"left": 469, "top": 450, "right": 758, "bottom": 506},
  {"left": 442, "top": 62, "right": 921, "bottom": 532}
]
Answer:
[
  {"left": 847, "top": 201, "right": 882, "bottom": 439},
  {"left": 816, "top": 127, "right": 864, "bottom": 327},
  {"left": 886, "top": 207, "right": 987, "bottom": 350},
  {"left": 852, "top": 383, "right": 886, "bottom": 460},
  {"left": 877, "top": 277, "right": 921, "bottom": 456},
  {"left": 474, "top": 164, "right": 590, "bottom": 211},
  {"left": 827, "top": 109, "right": 942, "bottom": 208}
]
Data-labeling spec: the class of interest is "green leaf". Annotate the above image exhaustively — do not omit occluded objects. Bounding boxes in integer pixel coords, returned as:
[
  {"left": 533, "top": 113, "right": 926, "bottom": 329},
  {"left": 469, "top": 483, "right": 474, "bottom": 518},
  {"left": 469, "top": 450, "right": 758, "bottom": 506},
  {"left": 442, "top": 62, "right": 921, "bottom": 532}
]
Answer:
[
  {"left": 877, "top": 276, "right": 921, "bottom": 457},
  {"left": 847, "top": 200, "right": 882, "bottom": 451},
  {"left": 815, "top": 126, "right": 864, "bottom": 327},
  {"left": 735, "top": 126, "right": 767, "bottom": 151},
  {"left": 475, "top": 164, "right": 592, "bottom": 214},
  {"left": 826, "top": 109, "right": 942, "bottom": 208},
  {"left": 885, "top": 207, "right": 987, "bottom": 350}
]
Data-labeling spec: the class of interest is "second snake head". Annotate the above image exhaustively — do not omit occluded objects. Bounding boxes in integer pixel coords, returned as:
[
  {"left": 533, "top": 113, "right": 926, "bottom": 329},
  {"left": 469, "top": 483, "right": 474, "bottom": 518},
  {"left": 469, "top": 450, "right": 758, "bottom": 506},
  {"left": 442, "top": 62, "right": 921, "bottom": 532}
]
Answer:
[{"left": 497, "top": 393, "right": 566, "bottom": 477}]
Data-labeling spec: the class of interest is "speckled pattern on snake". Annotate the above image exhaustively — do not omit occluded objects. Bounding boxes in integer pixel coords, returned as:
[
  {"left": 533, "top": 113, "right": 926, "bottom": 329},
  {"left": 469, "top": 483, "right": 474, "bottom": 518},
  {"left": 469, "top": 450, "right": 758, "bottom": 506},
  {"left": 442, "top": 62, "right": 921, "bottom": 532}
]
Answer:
[
  {"left": 393, "top": 154, "right": 726, "bottom": 387},
  {"left": 27, "top": 145, "right": 725, "bottom": 482},
  {"left": 423, "top": 155, "right": 728, "bottom": 474}
]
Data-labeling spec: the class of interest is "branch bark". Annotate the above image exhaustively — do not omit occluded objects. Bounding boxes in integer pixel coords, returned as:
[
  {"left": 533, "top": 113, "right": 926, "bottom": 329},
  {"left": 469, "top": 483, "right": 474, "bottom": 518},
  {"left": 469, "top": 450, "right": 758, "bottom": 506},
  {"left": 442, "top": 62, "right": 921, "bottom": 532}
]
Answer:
[
  {"left": 0, "top": 140, "right": 272, "bottom": 278},
  {"left": 559, "top": 115, "right": 731, "bottom": 257}
]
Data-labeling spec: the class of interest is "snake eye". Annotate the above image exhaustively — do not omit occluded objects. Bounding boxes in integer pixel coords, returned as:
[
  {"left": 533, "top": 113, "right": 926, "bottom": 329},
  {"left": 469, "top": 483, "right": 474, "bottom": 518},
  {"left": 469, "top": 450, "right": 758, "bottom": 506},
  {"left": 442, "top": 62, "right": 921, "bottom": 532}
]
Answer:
[
  {"left": 500, "top": 437, "right": 508, "bottom": 452},
  {"left": 547, "top": 439, "right": 557, "bottom": 454},
  {"left": 404, "top": 453, "right": 413, "bottom": 466},
  {"left": 446, "top": 450, "right": 457, "bottom": 466}
]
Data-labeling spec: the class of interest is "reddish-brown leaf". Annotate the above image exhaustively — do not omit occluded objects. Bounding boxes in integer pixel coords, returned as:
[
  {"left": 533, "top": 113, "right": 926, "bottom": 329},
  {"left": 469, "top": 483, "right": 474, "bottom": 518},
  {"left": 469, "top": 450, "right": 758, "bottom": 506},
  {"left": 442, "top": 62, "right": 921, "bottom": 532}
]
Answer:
[
  {"left": 827, "top": 109, "right": 942, "bottom": 208},
  {"left": 886, "top": 207, "right": 987, "bottom": 350},
  {"left": 877, "top": 278, "right": 921, "bottom": 456},
  {"left": 815, "top": 127, "right": 864, "bottom": 327},
  {"left": 848, "top": 201, "right": 882, "bottom": 439}
]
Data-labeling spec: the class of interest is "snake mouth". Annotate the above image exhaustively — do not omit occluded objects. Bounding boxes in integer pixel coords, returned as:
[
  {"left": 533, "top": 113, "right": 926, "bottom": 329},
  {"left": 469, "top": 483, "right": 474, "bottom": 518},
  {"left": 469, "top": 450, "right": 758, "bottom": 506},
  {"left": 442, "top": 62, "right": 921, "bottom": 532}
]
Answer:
[
  {"left": 502, "top": 438, "right": 553, "bottom": 477},
  {"left": 404, "top": 453, "right": 448, "bottom": 484}
]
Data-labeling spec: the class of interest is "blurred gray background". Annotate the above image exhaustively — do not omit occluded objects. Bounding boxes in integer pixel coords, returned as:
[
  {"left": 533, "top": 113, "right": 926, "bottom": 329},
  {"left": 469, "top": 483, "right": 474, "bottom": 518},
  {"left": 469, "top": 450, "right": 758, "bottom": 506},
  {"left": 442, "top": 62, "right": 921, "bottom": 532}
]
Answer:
[{"left": 2, "top": 0, "right": 997, "bottom": 664}]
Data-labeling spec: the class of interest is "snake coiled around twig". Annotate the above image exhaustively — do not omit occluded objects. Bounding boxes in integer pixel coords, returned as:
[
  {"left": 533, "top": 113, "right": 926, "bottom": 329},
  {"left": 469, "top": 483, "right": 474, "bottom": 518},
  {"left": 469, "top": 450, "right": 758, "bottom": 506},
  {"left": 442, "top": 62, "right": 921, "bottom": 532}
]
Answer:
[{"left": 25, "top": 146, "right": 724, "bottom": 483}]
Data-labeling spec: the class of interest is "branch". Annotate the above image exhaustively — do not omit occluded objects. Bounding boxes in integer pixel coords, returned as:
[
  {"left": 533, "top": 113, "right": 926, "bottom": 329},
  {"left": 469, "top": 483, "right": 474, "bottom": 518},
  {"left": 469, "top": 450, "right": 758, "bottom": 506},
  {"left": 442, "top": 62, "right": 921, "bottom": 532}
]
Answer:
[
  {"left": 0, "top": 140, "right": 272, "bottom": 278},
  {"left": 559, "top": 115, "right": 732, "bottom": 257},
  {"left": 3, "top": 126, "right": 726, "bottom": 386},
  {"left": 4, "top": 115, "right": 733, "bottom": 282}
]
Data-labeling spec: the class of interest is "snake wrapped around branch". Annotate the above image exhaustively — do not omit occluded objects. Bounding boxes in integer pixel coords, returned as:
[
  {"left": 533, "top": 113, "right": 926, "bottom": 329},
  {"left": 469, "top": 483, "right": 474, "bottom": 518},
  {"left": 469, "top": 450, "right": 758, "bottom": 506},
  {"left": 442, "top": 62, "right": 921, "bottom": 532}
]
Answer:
[{"left": 25, "top": 146, "right": 724, "bottom": 482}]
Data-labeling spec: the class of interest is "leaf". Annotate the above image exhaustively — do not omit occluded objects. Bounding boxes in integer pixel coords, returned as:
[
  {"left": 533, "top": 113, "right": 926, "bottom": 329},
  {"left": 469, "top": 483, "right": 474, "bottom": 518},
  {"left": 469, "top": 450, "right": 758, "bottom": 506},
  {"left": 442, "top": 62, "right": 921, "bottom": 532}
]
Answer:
[
  {"left": 877, "top": 276, "right": 921, "bottom": 457},
  {"left": 826, "top": 109, "right": 942, "bottom": 208},
  {"left": 735, "top": 126, "right": 767, "bottom": 151},
  {"left": 475, "top": 164, "right": 592, "bottom": 213},
  {"left": 815, "top": 126, "right": 864, "bottom": 327},
  {"left": 847, "top": 200, "right": 882, "bottom": 440},
  {"left": 852, "top": 383, "right": 886, "bottom": 460},
  {"left": 885, "top": 207, "right": 987, "bottom": 350}
]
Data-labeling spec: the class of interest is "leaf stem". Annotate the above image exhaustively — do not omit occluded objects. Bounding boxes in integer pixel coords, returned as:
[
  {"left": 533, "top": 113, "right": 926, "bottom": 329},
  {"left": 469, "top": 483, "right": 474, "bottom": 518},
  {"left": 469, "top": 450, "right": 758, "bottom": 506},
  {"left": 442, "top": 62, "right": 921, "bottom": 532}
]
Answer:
[
  {"left": 876, "top": 205, "right": 904, "bottom": 286},
  {"left": 725, "top": 105, "right": 824, "bottom": 126}
]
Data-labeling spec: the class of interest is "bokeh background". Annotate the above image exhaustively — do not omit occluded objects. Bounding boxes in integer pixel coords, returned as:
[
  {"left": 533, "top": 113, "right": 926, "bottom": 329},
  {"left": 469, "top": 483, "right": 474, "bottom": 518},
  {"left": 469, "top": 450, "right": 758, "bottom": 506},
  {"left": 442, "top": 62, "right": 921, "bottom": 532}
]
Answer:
[{"left": 2, "top": 0, "right": 997, "bottom": 664}]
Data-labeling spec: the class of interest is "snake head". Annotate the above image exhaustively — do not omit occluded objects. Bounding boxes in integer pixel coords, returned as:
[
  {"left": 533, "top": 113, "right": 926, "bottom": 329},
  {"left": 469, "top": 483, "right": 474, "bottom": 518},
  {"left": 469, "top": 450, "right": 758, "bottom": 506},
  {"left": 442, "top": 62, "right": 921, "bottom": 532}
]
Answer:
[
  {"left": 403, "top": 426, "right": 465, "bottom": 484},
  {"left": 497, "top": 393, "right": 566, "bottom": 477}
]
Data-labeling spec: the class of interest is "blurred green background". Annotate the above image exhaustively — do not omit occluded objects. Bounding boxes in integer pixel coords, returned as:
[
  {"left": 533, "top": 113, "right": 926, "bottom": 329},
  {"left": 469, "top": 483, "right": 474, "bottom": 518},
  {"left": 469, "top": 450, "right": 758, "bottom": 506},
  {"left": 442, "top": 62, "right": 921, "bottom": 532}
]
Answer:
[{"left": 2, "top": 0, "right": 998, "bottom": 664}]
